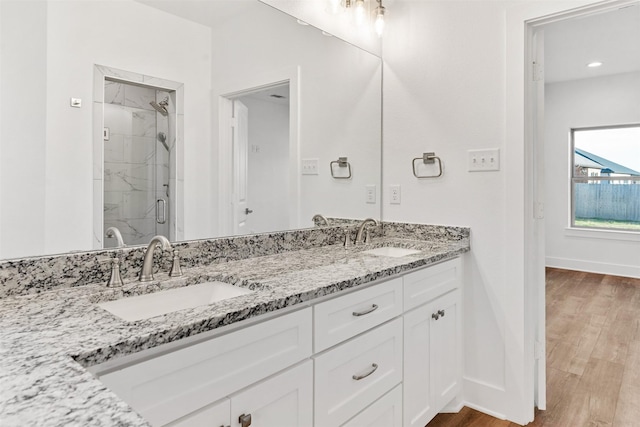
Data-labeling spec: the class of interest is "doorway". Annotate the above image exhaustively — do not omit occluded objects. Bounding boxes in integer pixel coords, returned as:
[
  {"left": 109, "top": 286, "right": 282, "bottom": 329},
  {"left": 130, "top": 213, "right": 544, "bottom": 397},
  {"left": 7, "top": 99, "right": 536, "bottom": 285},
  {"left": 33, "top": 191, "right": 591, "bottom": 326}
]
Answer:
[
  {"left": 527, "top": 0, "right": 640, "bottom": 413},
  {"left": 93, "top": 65, "right": 184, "bottom": 249},
  {"left": 228, "top": 84, "right": 291, "bottom": 235},
  {"left": 217, "top": 70, "right": 300, "bottom": 238}
]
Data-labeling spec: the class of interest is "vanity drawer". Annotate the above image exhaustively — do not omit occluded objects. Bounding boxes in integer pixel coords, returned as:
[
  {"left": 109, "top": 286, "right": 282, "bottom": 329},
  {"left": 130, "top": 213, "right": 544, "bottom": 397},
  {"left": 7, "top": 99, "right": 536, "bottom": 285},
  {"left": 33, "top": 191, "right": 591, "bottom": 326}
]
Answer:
[
  {"left": 314, "top": 277, "right": 402, "bottom": 352},
  {"left": 341, "top": 385, "right": 403, "bottom": 427},
  {"left": 99, "top": 307, "right": 312, "bottom": 427},
  {"left": 314, "top": 317, "right": 403, "bottom": 427},
  {"left": 404, "top": 258, "right": 461, "bottom": 311}
]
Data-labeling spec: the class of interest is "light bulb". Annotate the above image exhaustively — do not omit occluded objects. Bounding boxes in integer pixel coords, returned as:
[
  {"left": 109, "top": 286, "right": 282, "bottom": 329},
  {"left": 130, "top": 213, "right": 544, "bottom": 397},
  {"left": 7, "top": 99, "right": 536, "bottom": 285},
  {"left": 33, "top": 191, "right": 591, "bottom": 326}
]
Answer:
[
  {"left": 355, "top": 0, "right": 365, "bottom": 26},
  {"left": 374, "top": 6, "right": 385, "bottom": 37},
  {"left": 327, "top": 0, "right": 343, "bottom": 15}
]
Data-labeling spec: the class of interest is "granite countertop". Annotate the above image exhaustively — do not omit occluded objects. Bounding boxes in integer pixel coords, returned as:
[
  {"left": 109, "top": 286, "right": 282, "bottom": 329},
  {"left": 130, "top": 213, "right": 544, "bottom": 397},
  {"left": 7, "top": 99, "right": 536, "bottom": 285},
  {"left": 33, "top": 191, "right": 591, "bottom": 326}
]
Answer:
[{"left": 0, "top": 236, "right": 469, "bottom": 426}]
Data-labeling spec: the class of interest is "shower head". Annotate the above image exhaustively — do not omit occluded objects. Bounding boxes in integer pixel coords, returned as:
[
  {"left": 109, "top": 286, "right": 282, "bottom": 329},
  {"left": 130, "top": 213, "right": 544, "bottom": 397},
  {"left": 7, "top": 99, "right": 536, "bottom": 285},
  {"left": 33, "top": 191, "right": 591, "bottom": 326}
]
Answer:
[{"left": 150, "top": 96, "right": 169, "bottom": 116}]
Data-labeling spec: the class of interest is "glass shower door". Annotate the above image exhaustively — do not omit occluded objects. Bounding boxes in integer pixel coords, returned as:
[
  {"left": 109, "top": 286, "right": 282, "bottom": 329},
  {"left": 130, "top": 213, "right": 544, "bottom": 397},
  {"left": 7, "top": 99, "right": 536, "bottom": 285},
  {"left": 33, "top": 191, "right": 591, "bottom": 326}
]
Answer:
[{"left": 103, "top": 80, "right": 173, "bottom": 247}]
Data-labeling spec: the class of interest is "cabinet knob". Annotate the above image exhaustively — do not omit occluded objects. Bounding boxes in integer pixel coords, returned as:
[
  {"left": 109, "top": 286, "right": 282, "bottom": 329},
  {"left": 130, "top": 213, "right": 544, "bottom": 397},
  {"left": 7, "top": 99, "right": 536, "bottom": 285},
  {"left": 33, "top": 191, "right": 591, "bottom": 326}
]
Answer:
[
  {"left": 239, "top": 413, "right": 252, "bottom": 427},
  {"left": 432, "top": 312, "right": 440, "bottom": 320},
  {"left": 438, "top": 309, "right": 445, "bottom": 317}
]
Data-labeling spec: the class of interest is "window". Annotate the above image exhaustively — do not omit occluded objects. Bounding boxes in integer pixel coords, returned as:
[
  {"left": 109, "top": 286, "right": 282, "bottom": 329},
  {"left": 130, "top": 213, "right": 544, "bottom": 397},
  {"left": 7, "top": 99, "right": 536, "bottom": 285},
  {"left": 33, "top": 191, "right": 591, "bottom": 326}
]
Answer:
[{"left": 571, "top": 125, "right": 640, "bottom": 232}]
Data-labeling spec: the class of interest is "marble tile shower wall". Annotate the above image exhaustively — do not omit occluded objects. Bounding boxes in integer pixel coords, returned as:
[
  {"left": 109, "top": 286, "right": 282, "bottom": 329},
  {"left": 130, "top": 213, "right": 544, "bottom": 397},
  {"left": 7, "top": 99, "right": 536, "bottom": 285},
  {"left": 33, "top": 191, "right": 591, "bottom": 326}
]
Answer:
[
  {"left": 0, "top": 222, "right": 469, "bottom": 300},
  {"left": 103, "top": 81, "right": 170, "bottom": 247}
]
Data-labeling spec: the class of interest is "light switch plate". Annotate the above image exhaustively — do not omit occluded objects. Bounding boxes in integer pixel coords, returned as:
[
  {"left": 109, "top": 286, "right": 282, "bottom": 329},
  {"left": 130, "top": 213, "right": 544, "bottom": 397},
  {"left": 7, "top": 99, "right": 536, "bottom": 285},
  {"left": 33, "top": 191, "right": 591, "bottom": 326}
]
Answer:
[
  {"left": 365, "top": 185, "right": 376, "bottom": 204},
  {"left": 302, "top": 158, "right": 319, "bottom": 175},
  {"left": 468, "top": 148, "right": 500, "bottom": 172}
]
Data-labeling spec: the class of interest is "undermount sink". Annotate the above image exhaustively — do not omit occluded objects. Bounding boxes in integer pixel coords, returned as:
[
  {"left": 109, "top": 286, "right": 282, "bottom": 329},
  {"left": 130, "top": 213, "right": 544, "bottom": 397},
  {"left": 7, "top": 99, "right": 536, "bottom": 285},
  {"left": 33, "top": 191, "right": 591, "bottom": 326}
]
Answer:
[
  {"left": 362, "top": 247, "right": 422, "bottom": 258},
  {"left": 98, "top": 281, "right": 254, "bottom": 321}
]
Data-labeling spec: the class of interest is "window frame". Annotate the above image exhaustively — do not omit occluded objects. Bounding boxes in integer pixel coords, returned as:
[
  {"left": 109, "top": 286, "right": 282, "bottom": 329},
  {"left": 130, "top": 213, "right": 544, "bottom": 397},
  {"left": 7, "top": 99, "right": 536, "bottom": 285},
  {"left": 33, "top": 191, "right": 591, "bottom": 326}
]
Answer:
[{"left": 570, "top": 123, "right": 640, "bottom": 233}]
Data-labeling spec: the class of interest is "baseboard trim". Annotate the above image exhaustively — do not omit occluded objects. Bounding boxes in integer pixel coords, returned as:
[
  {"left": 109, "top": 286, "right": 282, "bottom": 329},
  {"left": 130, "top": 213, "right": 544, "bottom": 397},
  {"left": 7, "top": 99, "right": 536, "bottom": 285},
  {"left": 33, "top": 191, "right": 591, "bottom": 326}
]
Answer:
[
  {"left": 463, "top": 401, "right": 507, "bottom": 420},
  {"left": 462, "top": 378, "right": 508, "bottom": 421},
  {"left": 546, "top": 256, "right": 640, "bottom": 279}
]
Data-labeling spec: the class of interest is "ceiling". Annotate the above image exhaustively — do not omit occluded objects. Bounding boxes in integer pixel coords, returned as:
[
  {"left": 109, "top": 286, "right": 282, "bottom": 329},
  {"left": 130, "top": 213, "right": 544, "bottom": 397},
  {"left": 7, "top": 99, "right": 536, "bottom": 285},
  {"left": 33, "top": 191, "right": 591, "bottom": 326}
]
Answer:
[
  {"left": 544, "top": 3, "right": 640, "bottom": 83},
  {"left": 135, "top": 0, "right": 255, "bottom": 28}
]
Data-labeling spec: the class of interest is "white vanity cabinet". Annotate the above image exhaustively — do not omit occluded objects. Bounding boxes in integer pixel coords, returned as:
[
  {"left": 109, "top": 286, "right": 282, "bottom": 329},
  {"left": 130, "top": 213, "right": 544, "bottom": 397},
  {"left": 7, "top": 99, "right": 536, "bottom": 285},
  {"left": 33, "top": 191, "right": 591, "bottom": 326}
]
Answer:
[
  {"left": 98, "top": 308, "right": 312, "bottom": 427},
  {"left": 166, "top": 361, "right": 313, "bottom": 427},
  {"left": 402, "top": 258, "right": 462, "bottom": 427},
  {"left": 95, "top": 257, "right": 464, "bottom": 427},
  {"left": 166, "top": 399, "right": 230, "bottom": 427}
]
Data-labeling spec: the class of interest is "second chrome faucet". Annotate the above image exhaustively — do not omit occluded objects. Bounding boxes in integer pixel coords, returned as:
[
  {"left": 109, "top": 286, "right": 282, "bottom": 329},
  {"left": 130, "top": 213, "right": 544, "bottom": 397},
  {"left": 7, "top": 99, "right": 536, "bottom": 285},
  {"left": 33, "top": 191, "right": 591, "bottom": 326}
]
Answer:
[{"left": 139, "top": 235, "right": 182, "bottom": 282}]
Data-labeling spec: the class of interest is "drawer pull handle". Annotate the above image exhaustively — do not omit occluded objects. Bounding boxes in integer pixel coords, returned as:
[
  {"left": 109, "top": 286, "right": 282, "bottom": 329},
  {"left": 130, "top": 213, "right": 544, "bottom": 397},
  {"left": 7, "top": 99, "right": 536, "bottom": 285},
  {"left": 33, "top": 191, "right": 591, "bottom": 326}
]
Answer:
[
  {"left": 239, "top": 413, "right": 252, "bottom": 427},
  {"left": 432, "top": 312, "right": 440, "bottom": 320},
  {"left": 352, "top": 363, "right": 379, "bottom": 380},
  {"left": 438, "top": 309, "right": 445, "bottom": 317},
  {"left": 352, "top": 304, "right": 379, "bottom": 317}
]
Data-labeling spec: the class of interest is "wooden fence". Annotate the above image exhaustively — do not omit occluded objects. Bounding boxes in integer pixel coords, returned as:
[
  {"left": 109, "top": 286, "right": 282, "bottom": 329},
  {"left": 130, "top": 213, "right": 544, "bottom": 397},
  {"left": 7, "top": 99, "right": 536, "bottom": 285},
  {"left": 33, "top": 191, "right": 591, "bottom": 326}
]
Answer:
[{"left": 575, "top": 183, "right": 640, "bottom": 222}]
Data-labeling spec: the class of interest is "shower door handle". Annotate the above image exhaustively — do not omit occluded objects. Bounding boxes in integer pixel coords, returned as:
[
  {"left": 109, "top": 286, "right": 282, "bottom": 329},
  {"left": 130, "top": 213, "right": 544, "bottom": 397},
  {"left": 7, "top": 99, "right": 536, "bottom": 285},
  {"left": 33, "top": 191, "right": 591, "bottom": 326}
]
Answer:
[{"left": 156, "top": 198, "right": 167, "bottom": 224}]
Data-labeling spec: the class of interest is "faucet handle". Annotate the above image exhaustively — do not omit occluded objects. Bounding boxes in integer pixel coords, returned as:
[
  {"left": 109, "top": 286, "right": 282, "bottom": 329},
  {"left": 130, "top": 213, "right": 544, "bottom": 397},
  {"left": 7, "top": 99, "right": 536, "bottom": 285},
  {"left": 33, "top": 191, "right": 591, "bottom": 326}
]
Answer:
[
  {"left": 364, "top": 230, "right": 371, "bottom": 244},
  {"left": 107, "top": 257, "right": 124, "bottom": 288},
  {"left": 169, "top": 250, "right": 183, "bottom": 277}
]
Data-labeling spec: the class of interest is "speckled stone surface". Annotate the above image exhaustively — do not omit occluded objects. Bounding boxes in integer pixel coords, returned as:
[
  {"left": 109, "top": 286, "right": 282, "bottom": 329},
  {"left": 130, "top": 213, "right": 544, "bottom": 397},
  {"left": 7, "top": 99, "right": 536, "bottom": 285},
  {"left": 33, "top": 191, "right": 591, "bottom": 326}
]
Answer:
[{"left": 0, "top": 222, "right": 469, "bottom": 426}]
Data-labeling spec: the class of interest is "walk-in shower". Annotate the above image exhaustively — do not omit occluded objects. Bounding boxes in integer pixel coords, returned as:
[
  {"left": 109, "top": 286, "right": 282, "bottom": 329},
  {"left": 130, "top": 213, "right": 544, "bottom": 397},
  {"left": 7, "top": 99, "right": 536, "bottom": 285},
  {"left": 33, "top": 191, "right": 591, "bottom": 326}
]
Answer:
[{"left": 102, "top": 79, "right": 175, "bottom": 247}]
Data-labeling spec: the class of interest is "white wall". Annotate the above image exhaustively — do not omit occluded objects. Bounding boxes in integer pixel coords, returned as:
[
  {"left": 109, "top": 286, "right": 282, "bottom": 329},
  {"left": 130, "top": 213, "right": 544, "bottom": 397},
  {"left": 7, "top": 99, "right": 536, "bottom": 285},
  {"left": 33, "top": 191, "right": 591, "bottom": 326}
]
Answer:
[
  {"left": 383, "top": 0, "right": 604, "bottom": 423},
  {"left": 0, "top": 1, "right": 48, "bottom": 259},
  {"left": 211, "top": 3, "right": 381, "bottom": 235},
  {"left": 241, "top": 96, "right": 291, "bottom": 234},
  {"left": 0, "top": 0, "right": 212, "bottom": 257},
  {"left": 545, "top": 71, "right": 640, "bottom": 278}
]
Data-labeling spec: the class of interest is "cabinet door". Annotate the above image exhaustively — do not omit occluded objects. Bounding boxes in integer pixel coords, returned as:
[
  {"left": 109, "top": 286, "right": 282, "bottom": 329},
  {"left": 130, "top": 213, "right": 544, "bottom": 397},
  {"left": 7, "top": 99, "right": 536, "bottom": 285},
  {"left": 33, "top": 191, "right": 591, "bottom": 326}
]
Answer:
[
  {"left": 230, "top": 360, "right": 313, "bottom": 427},
  {"left": 403, "top": 305, "right": 436, "bottom": 427},
  {"left": 403, "top": 289, "right": 461, "bottom": 427},
  {"left": 430, "top": 289, "right": 461, "bottom": 409},
  {"left": 99, "top": 308, "right": 312, "bottom": 427},
  {"left": 166, "top": 399, "right": 230, "bottom": 427}
]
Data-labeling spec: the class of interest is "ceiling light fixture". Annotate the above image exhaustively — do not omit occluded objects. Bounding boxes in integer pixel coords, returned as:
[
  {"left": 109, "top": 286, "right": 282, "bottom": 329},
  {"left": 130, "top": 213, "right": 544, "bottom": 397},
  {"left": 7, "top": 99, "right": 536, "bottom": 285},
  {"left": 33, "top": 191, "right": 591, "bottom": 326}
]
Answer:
[
  {"left": 374, "top": 0, "right": 386, "bottom": 37},
  {"left": 327, "top": 0, "right": 387, "bottom": 36},
  {"left": 587, "top": 61, "right": 603, "bottom": 68},
  {"left": 354, "top": 0, "right": 366, "bottom": 26}
]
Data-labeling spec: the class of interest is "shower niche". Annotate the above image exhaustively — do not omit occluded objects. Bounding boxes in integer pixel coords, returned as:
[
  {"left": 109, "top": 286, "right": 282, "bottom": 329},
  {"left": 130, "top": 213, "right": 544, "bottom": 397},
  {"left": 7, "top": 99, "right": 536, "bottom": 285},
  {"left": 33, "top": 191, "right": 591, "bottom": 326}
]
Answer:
[{"left": 94, "top": 65, "right": 183, "bottom": 249}]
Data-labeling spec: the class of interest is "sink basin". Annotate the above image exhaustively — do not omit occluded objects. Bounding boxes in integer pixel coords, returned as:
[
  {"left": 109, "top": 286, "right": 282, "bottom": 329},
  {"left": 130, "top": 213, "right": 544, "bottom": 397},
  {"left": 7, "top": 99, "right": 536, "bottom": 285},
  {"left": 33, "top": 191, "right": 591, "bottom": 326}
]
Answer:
[
  {"left": 98, "top": 281, "right": 253, "bottom": 321},
  {"left": 362, "top": 247, "right": 422, "bottom": 258}
]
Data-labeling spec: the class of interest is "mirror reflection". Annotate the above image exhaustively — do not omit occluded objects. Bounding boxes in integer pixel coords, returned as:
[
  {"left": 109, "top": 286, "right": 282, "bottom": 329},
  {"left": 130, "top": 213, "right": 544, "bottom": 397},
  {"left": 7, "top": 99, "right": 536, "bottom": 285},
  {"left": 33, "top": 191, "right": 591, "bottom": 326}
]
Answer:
[{"left": 0, "top": 0, "right": 382, "bottom": 259}]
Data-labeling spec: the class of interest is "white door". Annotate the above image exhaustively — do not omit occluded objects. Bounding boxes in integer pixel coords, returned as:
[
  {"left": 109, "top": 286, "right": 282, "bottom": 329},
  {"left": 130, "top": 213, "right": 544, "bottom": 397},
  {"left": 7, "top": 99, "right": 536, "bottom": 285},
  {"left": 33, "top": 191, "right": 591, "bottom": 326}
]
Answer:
[
  {"left": 230, "top": 360, "right": 313, "bottom": 427},
  {"left": 233, "top": 100, "right": 250, "bottom": 235}
]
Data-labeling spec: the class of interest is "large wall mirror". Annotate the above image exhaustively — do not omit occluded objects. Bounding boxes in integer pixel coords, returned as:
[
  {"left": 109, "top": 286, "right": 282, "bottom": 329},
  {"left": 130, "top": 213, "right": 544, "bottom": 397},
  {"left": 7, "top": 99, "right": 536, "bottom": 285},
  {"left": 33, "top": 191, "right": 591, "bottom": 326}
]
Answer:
[{"left": 0, "top": 0, "right": 382, "bottom": 260}]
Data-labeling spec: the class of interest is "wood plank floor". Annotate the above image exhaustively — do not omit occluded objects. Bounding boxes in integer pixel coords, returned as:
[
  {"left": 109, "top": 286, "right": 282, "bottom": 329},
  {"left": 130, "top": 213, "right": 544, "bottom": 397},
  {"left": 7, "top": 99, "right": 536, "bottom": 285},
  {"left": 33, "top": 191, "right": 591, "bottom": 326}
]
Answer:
[{"left": 428, "top": 268, "right": 640, "bottom": 427}]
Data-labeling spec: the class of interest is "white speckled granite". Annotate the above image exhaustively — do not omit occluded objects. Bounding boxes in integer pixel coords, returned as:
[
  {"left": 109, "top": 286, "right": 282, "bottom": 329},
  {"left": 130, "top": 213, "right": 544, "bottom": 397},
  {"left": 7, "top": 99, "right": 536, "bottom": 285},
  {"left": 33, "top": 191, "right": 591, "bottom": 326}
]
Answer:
[{"left": 0, "top": 222, "right": 469, "bottom": 426}]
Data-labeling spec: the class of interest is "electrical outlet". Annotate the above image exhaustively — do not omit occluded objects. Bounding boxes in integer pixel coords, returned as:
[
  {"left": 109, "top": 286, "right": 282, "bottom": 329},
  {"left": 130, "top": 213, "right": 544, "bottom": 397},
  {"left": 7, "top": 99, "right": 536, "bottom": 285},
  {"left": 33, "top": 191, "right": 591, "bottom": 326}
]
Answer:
[
  {"left": 301, "top": 158, "right": 319, "bottom": 175},
  {"left": 468, "top": 148, "right": 500, "bottom": 172},
  {"left": 365, "top": 185, "right": 376, "bottom": 204},
  {"left": 390, "top": 185, "right": 401, "bottom": 205}
]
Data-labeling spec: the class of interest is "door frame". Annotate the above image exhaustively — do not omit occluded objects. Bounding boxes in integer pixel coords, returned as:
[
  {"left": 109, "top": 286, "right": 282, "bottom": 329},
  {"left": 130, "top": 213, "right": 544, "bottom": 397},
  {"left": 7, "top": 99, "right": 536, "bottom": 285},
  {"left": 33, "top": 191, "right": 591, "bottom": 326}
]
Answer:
[
  {"left": 516, "top": 0, "right": 638, "bottom": 422},
  {"left": 217, "top": 67, "right": 301, "bottom": 237},
  {"left": 93, "top": 65, "right": 184, "bottom": 248}
]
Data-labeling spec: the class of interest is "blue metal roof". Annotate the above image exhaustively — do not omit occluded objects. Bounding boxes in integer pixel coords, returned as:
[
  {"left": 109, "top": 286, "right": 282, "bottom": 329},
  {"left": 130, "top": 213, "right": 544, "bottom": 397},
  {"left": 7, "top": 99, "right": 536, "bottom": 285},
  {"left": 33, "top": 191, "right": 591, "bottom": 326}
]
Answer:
[{"left": 575, "top": 148, "right": 640, "bottom": 176}]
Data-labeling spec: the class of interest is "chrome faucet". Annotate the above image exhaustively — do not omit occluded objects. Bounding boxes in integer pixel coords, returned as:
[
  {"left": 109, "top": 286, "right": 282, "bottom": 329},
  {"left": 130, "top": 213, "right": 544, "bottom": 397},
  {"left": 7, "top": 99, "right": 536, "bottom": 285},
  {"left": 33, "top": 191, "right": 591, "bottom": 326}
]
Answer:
[
  {"left": 139, "top": 235, "right": 172, "bottom": 282},
  {"left": 105, "top": 226, "right": 126, "bottom": 247},
  {"left": 355, "top": 218, "right": 379, "bottom": 245},
  {"left": 312, "top": 214, "right": 330, "bottom": 226}
]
